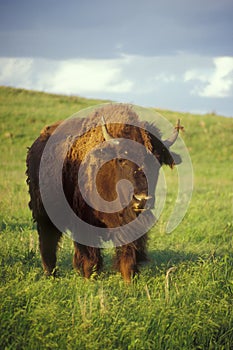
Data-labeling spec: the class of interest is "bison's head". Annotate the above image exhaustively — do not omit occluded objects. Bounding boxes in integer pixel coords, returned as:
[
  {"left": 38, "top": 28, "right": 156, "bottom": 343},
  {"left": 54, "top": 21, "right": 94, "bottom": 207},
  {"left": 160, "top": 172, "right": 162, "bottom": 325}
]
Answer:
[{"left": 77, "top": 115, "right": 182, "bottom": 230}]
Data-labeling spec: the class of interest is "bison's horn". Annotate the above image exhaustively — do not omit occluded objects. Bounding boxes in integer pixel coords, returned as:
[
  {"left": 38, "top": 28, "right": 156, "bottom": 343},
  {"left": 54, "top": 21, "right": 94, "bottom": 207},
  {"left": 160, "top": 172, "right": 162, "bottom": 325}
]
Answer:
[
  {"left": 163, "top": 119, "right": 183, "bottom": 148},
  {"left": 101, "top": 116, "right": 119, "bottom": 144},
  {"left": 101, "top": 116, "right": 114, "bottom": 141}
]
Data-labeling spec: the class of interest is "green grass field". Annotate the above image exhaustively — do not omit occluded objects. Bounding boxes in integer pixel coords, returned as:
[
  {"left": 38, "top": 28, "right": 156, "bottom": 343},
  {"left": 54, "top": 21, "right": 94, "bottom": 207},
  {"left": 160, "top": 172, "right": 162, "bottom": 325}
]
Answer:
[{"left": 0, "top": 86, "right": 232, "bottom": 349}]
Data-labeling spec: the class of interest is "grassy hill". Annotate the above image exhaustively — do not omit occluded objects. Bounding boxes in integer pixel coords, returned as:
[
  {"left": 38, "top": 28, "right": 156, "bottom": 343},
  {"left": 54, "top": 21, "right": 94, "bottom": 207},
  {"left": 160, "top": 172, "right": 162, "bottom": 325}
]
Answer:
[{"left": 0, "top": 86, "right": 232, "bottom": 349}]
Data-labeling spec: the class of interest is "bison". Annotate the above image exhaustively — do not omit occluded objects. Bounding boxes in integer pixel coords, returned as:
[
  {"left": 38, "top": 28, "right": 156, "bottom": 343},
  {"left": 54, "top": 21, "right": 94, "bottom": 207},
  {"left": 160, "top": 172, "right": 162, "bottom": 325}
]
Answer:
[{"left": 26, "top": 104, "right": 181, "bottom": 282}]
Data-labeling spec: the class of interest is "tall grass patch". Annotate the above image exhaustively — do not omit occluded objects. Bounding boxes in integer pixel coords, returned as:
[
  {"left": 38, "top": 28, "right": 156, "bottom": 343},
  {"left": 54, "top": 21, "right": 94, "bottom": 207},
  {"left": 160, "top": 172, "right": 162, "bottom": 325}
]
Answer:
[{"left": 0, "top": 87, "right": 232, "bottom": 349}]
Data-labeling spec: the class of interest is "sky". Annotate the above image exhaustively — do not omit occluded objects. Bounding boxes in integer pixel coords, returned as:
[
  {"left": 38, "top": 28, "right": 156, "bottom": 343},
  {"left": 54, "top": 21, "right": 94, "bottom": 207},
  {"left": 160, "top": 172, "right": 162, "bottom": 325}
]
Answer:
[{"left": 0, "top": 0, "right": 233, "bottom": 116}]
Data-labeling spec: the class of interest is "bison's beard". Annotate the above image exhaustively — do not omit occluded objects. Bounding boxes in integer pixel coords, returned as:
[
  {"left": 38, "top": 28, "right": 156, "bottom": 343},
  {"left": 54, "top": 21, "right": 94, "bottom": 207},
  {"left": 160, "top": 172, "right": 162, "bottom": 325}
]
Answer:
[
  {"left": 106, "top": 208, "right": 156, "bottom": 246},
  {"left": 86, "top": 205, "right": 156, "bottom": 246},
  {"left": 72, "top": 188, "right": 156, "bottom": 246}
]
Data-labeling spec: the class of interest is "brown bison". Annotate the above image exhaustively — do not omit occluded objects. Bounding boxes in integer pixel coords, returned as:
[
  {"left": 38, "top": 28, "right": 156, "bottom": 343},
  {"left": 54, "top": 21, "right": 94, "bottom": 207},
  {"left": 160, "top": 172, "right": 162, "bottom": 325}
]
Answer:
[{"left": 26, "top": 104, "right": 181, "bottom": 282}]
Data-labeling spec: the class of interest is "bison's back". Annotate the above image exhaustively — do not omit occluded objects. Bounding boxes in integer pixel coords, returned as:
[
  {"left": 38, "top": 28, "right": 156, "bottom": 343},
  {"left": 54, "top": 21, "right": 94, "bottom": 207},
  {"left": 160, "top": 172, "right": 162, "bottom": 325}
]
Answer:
[{"left": 26, "top": 104, "right": 159, "bottom": 224}]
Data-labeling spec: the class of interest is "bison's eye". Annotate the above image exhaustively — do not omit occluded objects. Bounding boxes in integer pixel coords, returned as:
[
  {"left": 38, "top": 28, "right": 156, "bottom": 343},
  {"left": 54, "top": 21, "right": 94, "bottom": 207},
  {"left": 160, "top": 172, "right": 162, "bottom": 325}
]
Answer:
[
  {"left": 134, "top": 166, "right": 145, "bottom": 174},
  {"left": 134, "top": 167, "right": 147, "bottom": 179}
]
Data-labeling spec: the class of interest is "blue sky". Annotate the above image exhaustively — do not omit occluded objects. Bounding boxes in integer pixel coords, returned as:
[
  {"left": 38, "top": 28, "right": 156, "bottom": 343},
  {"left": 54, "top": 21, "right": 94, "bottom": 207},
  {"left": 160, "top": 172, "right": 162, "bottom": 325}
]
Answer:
[{"left": 0, "top": 0, "right": 233, "bottom": 116}]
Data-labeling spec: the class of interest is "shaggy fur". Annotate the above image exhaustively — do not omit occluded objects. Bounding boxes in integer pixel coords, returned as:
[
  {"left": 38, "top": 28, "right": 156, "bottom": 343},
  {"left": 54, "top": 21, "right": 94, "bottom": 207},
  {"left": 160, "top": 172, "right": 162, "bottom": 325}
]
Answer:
[{"left": 26, "top": 104, "right": 179, "bottom": 281}]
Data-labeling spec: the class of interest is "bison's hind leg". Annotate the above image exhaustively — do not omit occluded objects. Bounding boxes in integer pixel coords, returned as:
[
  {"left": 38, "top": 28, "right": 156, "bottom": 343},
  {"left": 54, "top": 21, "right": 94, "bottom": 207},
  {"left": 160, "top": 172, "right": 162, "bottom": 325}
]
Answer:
[
  {"left": 73, "top": 242, "right": 103, "bottom": 279},
  {"left": 38, "top": 221, "right": 62, "bottom": 276}
]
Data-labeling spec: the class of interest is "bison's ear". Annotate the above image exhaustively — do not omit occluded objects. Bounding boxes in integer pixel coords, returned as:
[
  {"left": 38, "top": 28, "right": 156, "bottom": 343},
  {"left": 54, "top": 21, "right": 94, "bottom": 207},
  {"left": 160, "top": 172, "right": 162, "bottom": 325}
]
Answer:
[
  {"left": 149, "top": 133, "right": 182, "bottom": 168},
  {"left": 147, "top": 119, "right": 183, "bottom": 168},
  {"left": 171, "top": 152, "right": 182, "bottom": 166},
  {"left": 157, "top": 147, "right": 182, "bottom": 168},
  {"left": 162, "top": 150, "right": 182, "bottom": 168}
]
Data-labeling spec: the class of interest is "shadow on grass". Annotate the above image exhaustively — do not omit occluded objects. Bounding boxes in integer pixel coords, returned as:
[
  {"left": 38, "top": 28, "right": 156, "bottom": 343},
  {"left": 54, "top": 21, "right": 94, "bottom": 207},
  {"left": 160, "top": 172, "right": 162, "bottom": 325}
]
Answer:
[
  {"left": 11, "top": 247, "right": 202, "bottom": 278},
  {"left": 3, "top": 231, "right": 231, "bottom": 281},
  {"left": 56, "top": 247, "right": 201, "bottom": 279},
  {"left": 147, "top": 249, "right": 199, "bottom": 269}
]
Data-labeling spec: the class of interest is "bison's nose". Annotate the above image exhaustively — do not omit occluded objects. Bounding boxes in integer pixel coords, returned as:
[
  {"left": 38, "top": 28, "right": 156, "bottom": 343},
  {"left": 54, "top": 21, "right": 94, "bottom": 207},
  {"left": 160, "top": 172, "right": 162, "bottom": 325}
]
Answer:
[{"left": 133, "top": 194, "right": 155, "bottom": 212}]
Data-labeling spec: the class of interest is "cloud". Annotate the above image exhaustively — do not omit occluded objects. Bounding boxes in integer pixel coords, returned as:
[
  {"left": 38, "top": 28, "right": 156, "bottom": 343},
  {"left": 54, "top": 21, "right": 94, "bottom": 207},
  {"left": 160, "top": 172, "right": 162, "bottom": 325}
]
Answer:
[
  {"left": 0, "top": 54, "right": 233, "bottom": 116},
  {"left": 184, "top": 56, "right": 233, "bottom": 98},
  {"left": 0, "top": 56, "right": 134, "bottom": 95},
  {"left": 0, "top": 57, "right": 34, "bottom": 88},
  {"left": 201, "top": 57, "right": 233, "bottom": 97},
  {"left": 0, "top": 55, "right": 180, "bottom": 98},
  {"left": 40, "top": 58, "right": 134, "bottom": 94}
]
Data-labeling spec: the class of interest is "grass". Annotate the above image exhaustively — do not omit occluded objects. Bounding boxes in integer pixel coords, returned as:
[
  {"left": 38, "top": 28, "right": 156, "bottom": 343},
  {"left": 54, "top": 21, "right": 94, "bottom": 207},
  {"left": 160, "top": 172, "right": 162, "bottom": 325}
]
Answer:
[{"left": 0, "top": 86, "right": 233, "bottom": 349}]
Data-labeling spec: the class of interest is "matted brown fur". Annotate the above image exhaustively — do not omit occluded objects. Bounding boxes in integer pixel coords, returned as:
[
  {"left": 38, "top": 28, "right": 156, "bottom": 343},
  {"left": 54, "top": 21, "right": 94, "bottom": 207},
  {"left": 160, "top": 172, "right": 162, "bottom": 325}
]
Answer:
[{"left": 26, "top": 104, "right": 179, "bottom": 281}]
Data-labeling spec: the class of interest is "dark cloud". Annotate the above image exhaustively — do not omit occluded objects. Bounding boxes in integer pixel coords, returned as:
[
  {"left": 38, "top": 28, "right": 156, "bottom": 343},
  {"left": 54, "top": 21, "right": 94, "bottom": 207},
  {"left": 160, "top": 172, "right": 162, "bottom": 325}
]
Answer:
[{"left": 0, "top": 0, "right": 232, "bottom": 59}]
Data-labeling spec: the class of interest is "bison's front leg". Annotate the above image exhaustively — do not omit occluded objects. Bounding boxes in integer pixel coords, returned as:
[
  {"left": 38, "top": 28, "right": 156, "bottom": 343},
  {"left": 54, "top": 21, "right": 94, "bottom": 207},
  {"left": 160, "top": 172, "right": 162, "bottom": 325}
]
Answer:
[
  {"left": 73, "top": 242, "right": 103, "bottom": 278},
  {"left": 115, "top": 235, "right": 148, "bottom": 282},
  {"left": 37, "top": 222, "right": 62, "bottom": 276},
  {"left": 115, "top": 245, "right": 139, "bottom": 282}
]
